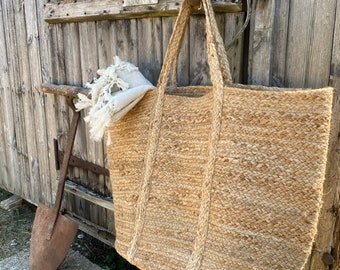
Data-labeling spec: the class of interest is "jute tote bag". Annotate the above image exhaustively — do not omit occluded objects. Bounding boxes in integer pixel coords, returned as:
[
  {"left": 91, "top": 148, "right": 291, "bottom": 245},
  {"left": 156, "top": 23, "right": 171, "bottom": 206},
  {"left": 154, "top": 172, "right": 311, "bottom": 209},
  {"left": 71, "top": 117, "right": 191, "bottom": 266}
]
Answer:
[{"left": 106, "top": 0, "right": 333, "bottom": 269}]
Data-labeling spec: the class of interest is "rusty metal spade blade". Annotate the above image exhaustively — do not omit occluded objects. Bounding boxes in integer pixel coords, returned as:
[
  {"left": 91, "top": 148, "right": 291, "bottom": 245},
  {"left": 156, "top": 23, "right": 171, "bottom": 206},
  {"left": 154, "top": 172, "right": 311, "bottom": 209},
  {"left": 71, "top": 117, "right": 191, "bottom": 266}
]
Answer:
[
  {"left": 30, "top": 105, "right": 80, "bottom": 270},
  {"left": 29, "top": 204, "right": 78, "bottom": 269}
]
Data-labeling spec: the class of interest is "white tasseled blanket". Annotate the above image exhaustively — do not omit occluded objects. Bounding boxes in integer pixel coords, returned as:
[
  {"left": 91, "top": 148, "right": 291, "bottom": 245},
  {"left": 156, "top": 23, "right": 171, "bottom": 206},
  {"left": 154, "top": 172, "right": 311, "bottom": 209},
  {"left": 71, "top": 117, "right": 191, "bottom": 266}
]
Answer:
[{"left": 75, "top": 56, "right": 155, "bottom": 141}]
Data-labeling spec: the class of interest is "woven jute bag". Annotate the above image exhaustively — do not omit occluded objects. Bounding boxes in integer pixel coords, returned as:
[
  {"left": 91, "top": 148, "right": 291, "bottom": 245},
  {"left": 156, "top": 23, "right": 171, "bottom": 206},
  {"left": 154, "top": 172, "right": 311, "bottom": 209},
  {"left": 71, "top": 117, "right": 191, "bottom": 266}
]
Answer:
[{"left": 106, "top": 0, "right": 334, "bottom": 269}]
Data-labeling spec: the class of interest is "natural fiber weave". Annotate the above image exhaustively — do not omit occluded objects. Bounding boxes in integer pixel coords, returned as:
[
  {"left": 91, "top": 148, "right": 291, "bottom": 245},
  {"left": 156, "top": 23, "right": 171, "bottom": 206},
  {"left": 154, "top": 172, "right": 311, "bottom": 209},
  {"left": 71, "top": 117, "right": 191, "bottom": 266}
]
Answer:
[{"left": 106, "top": 0, "right": 333, "bottom": 269}]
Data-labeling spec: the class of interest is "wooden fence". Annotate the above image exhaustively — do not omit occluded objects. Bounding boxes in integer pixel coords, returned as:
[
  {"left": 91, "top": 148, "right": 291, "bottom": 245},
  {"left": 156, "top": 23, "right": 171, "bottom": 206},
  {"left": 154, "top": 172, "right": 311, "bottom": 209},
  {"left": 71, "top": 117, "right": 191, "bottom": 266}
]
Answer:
[{"left": 1, "top": 0, "right": 340, "bottom": 269}]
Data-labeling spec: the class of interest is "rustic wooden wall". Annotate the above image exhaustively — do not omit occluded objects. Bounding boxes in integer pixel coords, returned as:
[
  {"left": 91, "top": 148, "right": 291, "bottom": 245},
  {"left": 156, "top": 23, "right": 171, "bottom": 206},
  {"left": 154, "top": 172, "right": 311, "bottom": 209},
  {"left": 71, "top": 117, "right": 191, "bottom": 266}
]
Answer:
[
  {"left": 0, "top": 0, "right": 244, "bottom": 245},
  {"left": 1, "top": 0, "right": 340, "bottom": 268}
]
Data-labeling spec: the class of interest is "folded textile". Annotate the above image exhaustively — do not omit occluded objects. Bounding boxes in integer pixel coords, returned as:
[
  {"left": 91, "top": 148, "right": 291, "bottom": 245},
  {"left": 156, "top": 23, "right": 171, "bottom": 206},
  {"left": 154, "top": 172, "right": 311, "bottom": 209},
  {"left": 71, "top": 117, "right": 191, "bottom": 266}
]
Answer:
[{"left": 75, "top": 56, "right": 155, "bottom": 141}]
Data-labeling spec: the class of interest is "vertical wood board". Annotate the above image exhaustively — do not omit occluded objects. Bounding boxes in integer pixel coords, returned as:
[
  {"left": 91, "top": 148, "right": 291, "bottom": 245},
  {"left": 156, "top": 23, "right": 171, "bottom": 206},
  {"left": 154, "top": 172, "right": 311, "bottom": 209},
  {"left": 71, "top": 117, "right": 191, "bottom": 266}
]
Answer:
[
  {"left": 2, "top": 1, "right": 28, "bottom": 197},
  {"left": 270, "top": 0, "right": 289, "bottom": 87},
  {"left": 248, "top": 0, "right": 275, "bottom": 85}
]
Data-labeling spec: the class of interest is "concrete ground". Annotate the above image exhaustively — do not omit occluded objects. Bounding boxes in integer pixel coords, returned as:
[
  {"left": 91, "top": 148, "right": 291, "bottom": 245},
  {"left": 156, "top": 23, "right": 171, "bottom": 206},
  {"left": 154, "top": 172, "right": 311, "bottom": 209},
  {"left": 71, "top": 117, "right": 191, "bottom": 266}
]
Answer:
[{"left": 0, "top": 248, "right": 103, "bottom": 270}]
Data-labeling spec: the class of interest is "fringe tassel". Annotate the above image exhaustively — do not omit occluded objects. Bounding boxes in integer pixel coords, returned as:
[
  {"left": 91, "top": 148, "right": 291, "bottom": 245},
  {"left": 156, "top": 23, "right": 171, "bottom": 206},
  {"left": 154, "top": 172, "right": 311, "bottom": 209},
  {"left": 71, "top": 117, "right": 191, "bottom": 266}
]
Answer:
[{"left": 75, "top": 56, "right": 155, "bottom": 141}]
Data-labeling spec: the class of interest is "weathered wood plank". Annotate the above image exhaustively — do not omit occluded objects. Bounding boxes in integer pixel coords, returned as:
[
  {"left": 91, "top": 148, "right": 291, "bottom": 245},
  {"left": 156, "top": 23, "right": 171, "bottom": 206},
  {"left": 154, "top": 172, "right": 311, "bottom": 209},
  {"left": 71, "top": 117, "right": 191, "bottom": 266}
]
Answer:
[
  {"left": 224, "top": 12, "right": 245, "bottom": 83},
  {"left": 0, "top": 195, "right": 22, "bottom": 211},
  {"left": 65, "top": 181, "right": 113, "bottom": 211},
  {"left": 48, "top": 23, "right": 70, "bottom": 209},
  {"left": 115, "top": 19, "right": 138, "bottom": 65},
  {"left": 96, "top": 19, "right": 115, "bottom": 197},
  {"left": 13, "top": 0, "right": 39, "bottom": 201},
  {"left": 17, "top": 0, "right": 43, "bottom": 196},
  {"left": 161, "top": 16, "right": 176, "bottom": 85},
  {"left": 97, "top": 20, "right": 117, "bottom": 70},
  {"left": 50, "top": 24, "right": 81, "bottom": 216},
  {"left": 62, "top": 22, "right": 85, "bottom": 185},
  {"left": 64, "top": 211, "right": 115, "bottom": 247},
  {"left": 110, "top": 19, "right": 138, "bottom": 201},
  {"left": 25, "top": 0, "right": 55, "bottom": 206},
  {"left": 40, "top": 83, "right": 89, "bottom": 98},
  {"left": 284, "top": 0, "right": 316, "bottom": 88},
  {"left": 62, "top": 22, "right": 84, "bottom": 218},
  {"left": 44, "top": 0, "right": 242, "bottom": 24},
  {"left": 0, "top": 1, "right": 14, "bottom": 192},
  {"left": 270, "top": 0, "right": 289, "bottom": 87},
  {"left": 271, "top": 1, "right": 289, "bottom": 87},
  {"left": 0, "top": 86, "right": 7, "bottom": 190},
  {"left": 79, "top": 21, "right": 102, "bottom": 225},
  {"left": 124, "top": 0, "right": 158, "bottom": 8},
  {"left": 306, "top": 0, "right": 337, "bottom": 88},
  {"left": 189, "top": 15, "right": 209, "bottom": 85},
  {"left": 247, "top": 0, "right": 275, "bottom": 86},
  {"left": 79, "top": 21, "right": 98, "bottom": 188},
  {"left": 51, "top": 24, "right": 67, "bottom": 84},
  {"left": 0, "top": 0, "right": 8, "bottom": 188},
  {"left": 36, "top": 0, "right": 58, "bottom": 207},
  {"left": 2, "top": 1, "right": 29, "bottom": 198},
  {"left": 137, "top": 17, "right": 163, "bottom": 84},
  {"left": 96, "top": 20, "right": 116, "bottom": 229}
]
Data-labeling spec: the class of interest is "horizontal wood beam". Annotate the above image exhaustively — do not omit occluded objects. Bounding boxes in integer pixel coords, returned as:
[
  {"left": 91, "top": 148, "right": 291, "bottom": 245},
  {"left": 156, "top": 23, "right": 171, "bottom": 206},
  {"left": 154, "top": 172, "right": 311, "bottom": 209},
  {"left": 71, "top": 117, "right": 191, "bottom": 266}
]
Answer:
[
  {"left": 44, "top": 0, "right": 243, "bottom": 24},
  {"left": 65, "top": 180, "right": 114, "bottom": 211},
  {"left": 0, "top": 195, "right": 23, "bottom": 210},
  {"left": 40, "top": 83, "right": 89, "bottom": 98},
  {"left": 64, "top": 211, "right": 115, "bottom": 247}
]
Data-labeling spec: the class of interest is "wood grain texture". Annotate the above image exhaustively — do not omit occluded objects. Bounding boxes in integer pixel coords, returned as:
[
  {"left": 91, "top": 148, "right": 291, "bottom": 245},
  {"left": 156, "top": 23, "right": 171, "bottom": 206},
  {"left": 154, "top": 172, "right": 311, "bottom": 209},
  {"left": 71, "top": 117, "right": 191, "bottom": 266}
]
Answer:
[
  {"left": 248, "top": 0, "right": 275, "bottom": 85},
  {"left": 224, "top": 12, "right": 245, "bottom": 83},
  {"left": 190, "top": 15, "right": 209, "bottom": 85},
  {"left": 270, "top": 0, "right": 289, "bottom": 87},
  {"left": 306, "top": 0, "right": 337, "bottom": 88},
  {"left": 25, "top": 0, "right": 54, "bottom": 206},
  {"left": 80, "top": 21, "right": 112, "bottom": 227},
  {"left": 65, "top": 181, "right": 114, "bottom": 211},
  {"left": 2, "top": 0, "right": 28, "bottom": 198},
  {"left": 37, "top": 0, "right": 57, "bottom": 207},
  {"left": 0, "top": 1, "right": 244, "bottom": 247},
  {"left": 44, "top": 0, "right": 242, "bottom": 24},
  {"left": 96, "top": 19, "right": 117, "bottom": 228},
  {"left": 0, "top": 0, "right": 15, "bottom": 193},
  {"left": 137, "top": 17, "right": 163, "bottom": 84},
  {"left": 285, "top": 0, "right": 316, "bottom": 88},
  {"left": 14, "top": 0, "right": 37, "bottom": 201}
]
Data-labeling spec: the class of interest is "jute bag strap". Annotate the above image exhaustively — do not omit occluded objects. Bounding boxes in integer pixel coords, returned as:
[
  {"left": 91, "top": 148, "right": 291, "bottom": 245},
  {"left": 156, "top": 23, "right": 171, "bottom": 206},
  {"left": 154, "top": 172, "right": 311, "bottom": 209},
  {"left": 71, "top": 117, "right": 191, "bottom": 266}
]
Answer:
[
  {"left": 127, "top": 1, "right": 231, "bottom": 268},
  {"left": 168, "top": 0, "right": 233, "bottom": 87}
]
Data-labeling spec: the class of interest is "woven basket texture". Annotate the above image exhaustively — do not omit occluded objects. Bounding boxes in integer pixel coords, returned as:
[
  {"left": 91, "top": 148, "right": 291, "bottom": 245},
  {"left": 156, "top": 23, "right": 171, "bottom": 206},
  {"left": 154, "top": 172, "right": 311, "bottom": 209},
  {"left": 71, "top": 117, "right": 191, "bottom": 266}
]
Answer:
[{"left": 106, "top": 0, "right": 333, "bottom": 269}]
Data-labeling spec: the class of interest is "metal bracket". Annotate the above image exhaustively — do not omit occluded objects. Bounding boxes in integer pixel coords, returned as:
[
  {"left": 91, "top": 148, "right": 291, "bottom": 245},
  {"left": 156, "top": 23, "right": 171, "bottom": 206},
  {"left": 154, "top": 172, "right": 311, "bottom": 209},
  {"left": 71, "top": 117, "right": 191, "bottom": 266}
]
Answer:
[{"left": 53, "top": 139, "right": 110, "bottom": 177}]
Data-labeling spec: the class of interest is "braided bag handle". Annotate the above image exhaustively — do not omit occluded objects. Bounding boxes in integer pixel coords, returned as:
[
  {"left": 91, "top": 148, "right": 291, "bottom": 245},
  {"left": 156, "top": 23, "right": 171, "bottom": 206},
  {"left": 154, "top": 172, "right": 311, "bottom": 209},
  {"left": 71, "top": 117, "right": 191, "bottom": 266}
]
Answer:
[
  {"left": 167, "top": 0, "right": 233, "bottom": 87},
  {"left": 128, "top": 2, "right": 232, "bottom": 268}
]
